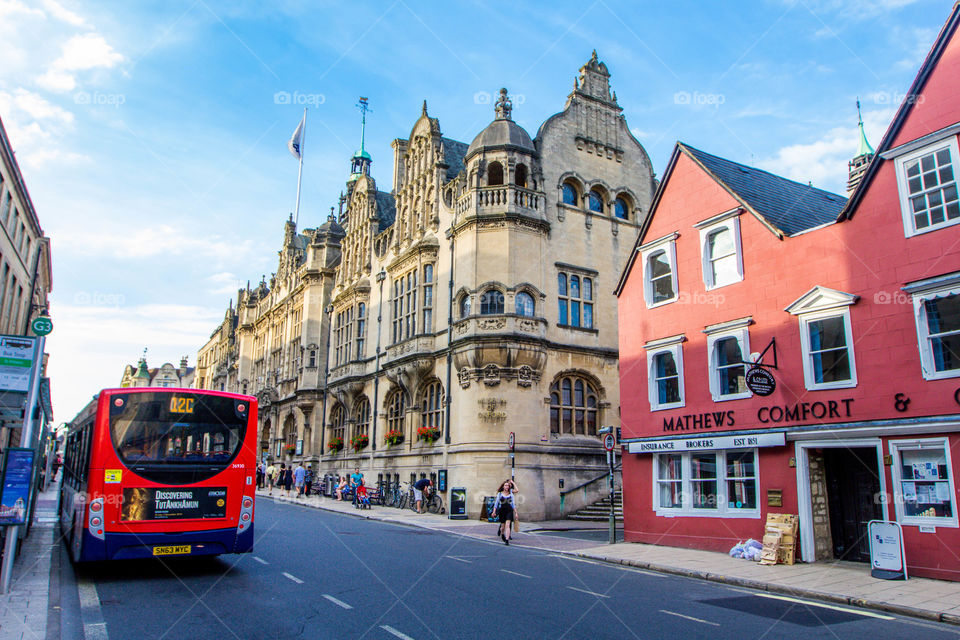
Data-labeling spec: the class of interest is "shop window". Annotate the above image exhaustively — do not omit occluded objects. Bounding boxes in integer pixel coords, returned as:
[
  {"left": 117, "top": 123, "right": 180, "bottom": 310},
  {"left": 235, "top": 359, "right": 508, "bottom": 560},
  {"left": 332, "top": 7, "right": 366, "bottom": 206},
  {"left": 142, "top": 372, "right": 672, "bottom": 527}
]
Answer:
[
  {"left": 654, "top": 450, "right": 759, "bottom": 516},
  {"left": 646, "top": 338, "right": 684, "bottom": 411},
  {"left": 895, "top": 137, "right": 960, "bottom": 236},
  {"left": 890, "top": 438, "right": 957, "bottom": 527}
]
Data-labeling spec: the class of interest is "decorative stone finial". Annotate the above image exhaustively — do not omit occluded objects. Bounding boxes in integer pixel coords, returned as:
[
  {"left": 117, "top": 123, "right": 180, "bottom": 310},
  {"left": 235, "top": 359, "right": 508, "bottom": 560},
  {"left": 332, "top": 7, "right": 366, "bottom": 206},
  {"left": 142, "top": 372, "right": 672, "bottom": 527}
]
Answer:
[
  {"left": 494, "top": 88, "right": 512, "bottom": 120},
  {"left": 422, "top": 99, "right": 428, "bottom": 116}
]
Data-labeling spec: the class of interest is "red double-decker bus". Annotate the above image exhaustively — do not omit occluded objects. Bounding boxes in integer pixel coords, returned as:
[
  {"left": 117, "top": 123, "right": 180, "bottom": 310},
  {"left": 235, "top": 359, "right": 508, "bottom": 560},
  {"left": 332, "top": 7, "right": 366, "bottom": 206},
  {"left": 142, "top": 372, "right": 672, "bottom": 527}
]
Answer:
[{"left": 60, "top": 388, "right": 257, "bottom": 562}]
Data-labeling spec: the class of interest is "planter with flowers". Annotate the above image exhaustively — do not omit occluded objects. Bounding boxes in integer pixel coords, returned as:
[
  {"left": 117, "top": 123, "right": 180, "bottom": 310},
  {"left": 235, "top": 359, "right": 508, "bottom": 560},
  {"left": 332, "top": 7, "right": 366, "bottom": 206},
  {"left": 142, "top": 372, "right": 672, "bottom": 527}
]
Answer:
[
  {"left": 284, "top": 443, "right": 296, "bottom": 455},
  {"left": 384, "top": 429, "right": 405, "bottom": 447},
  {"left": 417, "top": 426, "right": 441, "bottom": 443},
  {"left": 327, "top": 437, "right": 344, "bottom": 454},
  {"left": 350, "top": 433, "right": 369, "bottom": 452}
]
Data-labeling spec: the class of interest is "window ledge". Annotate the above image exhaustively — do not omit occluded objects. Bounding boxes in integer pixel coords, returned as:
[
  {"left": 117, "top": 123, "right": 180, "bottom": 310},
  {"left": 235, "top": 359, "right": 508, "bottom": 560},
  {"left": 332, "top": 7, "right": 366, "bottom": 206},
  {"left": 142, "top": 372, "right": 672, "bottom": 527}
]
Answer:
[
  {"left": 650, "top": 402, "right": 685, "bottom": 412},
  {"left": 900, "top": 517, "right": 959, "bottom": 529},
  {"left": 712, "top": 392, "right": 753, "bottom": 402},
  {"left": 805, "top": 380, "right": 857, "bottom": 391},
  {"left": 646, "top": 297, "right": 678, "bottom": 310},
  {"left": 921, "top": 368, "right": 960, "bottom": 381},
  {"left": 556, "top": 323, "right": 598, "bottom": 334},
  {"left": 905, "top": 217, "right": 960, "bottom": 238},
  {"left": 655, "top": 509, "right": 761, "bottom": 519}
]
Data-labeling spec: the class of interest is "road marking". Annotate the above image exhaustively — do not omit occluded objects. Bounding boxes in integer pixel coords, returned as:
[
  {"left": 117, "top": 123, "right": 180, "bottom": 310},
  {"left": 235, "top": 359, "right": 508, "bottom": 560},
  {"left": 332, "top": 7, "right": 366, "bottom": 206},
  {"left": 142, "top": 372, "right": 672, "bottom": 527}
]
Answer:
[
  {"left": 253, "top": 556, "right": 268, "bottom": 565},
  {"left": 323, "top": 594, "right": 353, "bottom": 609},
  {"left": 500, "top": 569, "right": 532, "bottom": 579},
  {"left": 444, "top": 556, "right": 472, "bottom": 563},
  {"left": 660, "top": 610, "right": 720, "bottom": 626},
  {"left": 567, "top": 586, "right": 610, "bottom": 598},
  {"left": 282, "top": 572, "right": 303, "bottom": 584},
  {"left": 77, "top": 577, "right": 109, "bottom": 639},
  {"left": 755, "top": 593, "right": 895, "bottom": 620},
  {"left": 380, "top": 625, "right": 415, "bottom": 640},
  {"left": 548, "top": 554, "right": 600, "bottom": 564}
]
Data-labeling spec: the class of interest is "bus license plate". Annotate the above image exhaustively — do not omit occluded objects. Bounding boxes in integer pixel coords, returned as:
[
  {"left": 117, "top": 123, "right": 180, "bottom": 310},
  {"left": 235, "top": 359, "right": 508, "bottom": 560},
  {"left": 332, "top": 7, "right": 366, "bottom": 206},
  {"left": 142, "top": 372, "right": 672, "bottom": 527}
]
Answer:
[{"left": 152, "top": 545, "right": 191, "bottom": 556}]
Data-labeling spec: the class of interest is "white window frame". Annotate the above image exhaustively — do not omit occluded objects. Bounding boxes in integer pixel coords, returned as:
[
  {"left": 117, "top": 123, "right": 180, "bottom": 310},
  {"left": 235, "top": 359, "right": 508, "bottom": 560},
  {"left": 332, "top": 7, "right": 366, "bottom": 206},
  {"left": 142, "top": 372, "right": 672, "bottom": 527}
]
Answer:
[
  {"left": 704, "top": 319, "right": 752, "bottom": 402},
  {"left": 696, "top": 211, "right": 743, "bottom": 290},
  {"left": 644, "top": 335, "right": 685, "bottom": 411},
  {"left": 639, "top": 232, "right": 679, "bottom": 308},
  {"left": 905, "top": 274, "right": 960, "bottom": 380},
  {"left": 652, "top": 448, "right": 761, "bottom": 518},
  {"left": 798, "top": 308, "right": 858, "bottom": 390},
  {"left": 894, "top": 136, "right": 960, "bottom": 237},
  {"left": 889, "top": 437, "right": 958, "bottom": 529}
]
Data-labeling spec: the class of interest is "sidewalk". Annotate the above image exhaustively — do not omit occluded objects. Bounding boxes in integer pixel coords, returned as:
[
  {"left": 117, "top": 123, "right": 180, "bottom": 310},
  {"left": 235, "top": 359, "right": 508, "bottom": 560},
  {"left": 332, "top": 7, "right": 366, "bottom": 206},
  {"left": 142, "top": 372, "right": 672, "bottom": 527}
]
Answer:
[
  {"left": 0, "top": 481, "right": 60, "bottom": 640},
  {"left": 260, "top": 487, "right": 960, "bottom": 625}
]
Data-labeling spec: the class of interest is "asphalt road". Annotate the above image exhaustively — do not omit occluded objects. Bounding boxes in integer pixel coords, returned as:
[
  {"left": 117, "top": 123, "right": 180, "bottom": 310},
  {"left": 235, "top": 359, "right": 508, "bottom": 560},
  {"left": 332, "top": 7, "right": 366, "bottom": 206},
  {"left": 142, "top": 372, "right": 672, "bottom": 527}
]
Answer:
[{"left": 61, "top": 498, "right": 960, "bottom": 640}]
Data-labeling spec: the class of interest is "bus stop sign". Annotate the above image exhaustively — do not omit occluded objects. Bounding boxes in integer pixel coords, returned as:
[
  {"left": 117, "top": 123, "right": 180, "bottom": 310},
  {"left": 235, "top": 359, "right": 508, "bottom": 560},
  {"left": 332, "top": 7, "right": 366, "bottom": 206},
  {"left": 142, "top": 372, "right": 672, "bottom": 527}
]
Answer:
[{"left": 30, "top": 317, "right": 52, "bottom": 337}]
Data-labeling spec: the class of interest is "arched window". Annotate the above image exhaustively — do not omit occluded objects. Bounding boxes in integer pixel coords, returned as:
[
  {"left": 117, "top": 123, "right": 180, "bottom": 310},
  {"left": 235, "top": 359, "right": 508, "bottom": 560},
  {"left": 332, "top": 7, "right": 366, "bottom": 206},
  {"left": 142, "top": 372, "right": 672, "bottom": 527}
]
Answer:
[
  {"left": 459, "top": 295, "right": 472, "bottom": 318},
  {"left": 420, "top": 380, "right": 444, "bottom": 433},
  {"left": 515, "top": 164, "right": 528, "bottom": 188},
  {"left": 614, "top": 197, "right": 629, "bottom": 220},
  {"left": 561, "top": 182, "right": 578, "bottom": 206},
  {"left": 549, "top": 374, "right": 599, "bottom": 435},
  {"left": 354, "top": 396, "right": 370, "bottom": 439},
  {"left": 330, "top": 405, "right": 345, "bottom": 444},
  {"left": 515, "top": 291, "right": 535, "bottom": 317},
  {"left": 488, "top": 161, "right": 504, "bottom": 186},
  {"left": 588, "top": 190, "right": 604, "bottom": 213},
  {"left": 386, "top": 390, "right": 405, "bottom": 438},
  {"left": 480, "top": 289, "right": 504, "bottom": 315}
]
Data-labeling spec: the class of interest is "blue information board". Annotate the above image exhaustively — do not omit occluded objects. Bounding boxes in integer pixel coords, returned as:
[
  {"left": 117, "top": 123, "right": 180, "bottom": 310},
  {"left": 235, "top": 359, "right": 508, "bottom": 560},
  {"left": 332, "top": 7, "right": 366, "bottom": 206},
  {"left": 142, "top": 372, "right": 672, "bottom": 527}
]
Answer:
[{"left": 0, "top": 448, "right": 34, "bottom": 526}]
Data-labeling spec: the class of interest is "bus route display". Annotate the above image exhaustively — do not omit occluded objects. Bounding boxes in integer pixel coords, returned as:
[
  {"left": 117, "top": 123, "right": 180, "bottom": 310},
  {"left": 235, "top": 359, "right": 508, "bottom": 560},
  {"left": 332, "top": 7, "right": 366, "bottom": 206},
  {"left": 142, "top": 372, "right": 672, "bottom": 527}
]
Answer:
[{"left": 120, "top": 487, "right": 228, "bottom": 521}]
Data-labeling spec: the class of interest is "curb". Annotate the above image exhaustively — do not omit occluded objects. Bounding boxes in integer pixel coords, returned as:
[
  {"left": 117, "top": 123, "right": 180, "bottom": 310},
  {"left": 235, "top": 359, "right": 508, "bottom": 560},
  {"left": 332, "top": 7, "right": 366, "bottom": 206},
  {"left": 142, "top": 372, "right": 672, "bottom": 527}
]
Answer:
[
  {"left": 259, "top": 492, "right": 958, "bottom": 627},
  {"left": 573, "top": 552, "right": 954, "bottom": 626}
]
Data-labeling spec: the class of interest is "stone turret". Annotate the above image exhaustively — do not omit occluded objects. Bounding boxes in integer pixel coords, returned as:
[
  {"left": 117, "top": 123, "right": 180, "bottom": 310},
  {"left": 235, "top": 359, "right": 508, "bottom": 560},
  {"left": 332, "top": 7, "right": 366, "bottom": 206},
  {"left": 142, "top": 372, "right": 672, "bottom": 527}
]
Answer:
[{"left": 847, "top": 100, "right": 875, "bottom": 195}]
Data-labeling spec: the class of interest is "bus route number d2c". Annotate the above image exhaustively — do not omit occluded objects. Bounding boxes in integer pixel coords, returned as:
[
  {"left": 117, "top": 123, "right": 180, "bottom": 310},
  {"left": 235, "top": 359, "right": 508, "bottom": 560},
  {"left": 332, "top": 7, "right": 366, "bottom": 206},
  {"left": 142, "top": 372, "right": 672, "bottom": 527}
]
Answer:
[{"left": 170, "top": 397, "right": 195, "bottom": 414}]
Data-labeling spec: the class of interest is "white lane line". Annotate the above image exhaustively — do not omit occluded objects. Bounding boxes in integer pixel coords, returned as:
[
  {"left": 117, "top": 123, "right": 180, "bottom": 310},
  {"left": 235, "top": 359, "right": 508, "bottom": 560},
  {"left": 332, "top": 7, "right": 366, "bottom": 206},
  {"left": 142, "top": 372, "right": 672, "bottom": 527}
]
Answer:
[
  {"left": 567, "top": 586, "right": 610, "bottom": 598},
  {"left": 323, "top": 594, "right": 353, "bottom": 609},
  {"left": 282, "top": 572, "right": 304, "bottom": 584},
  {"left": 77, "top": 577, "right": 109, "bottom": 640},
  {"left": 548, "top": 554, "right": 599, "bottom": 565},
  {"left": 444, "top": 556, "right": 472, "bottom": 563},
  {"left": 380, "top": 625, "right": 415, "bottom": 640},
  {"left": 660, "top": 610, "right": 720, "bottom": 626},
  {"left": 756, "top": 593, "right": 895, "bottom": 620},
  {"left": 253, "top": 556, "right": 268, "bottom": 565},
  {"left": 500, "top": 569, "right": 532, "bottom": 579}
]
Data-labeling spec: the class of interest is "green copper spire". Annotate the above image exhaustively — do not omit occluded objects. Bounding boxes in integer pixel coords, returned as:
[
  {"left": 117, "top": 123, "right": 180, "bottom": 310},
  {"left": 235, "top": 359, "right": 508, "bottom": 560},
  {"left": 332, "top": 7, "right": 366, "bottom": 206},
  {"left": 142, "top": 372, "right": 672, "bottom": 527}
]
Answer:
[{"left": 856, "top": 99, "right": 874, "bottom": 157}]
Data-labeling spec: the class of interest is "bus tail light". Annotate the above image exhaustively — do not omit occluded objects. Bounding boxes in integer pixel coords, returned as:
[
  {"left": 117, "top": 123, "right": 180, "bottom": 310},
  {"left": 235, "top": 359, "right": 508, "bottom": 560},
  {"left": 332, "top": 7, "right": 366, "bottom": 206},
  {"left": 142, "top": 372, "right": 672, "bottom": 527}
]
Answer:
[
  {"left": 88, "top": 497, "right": 105, "bottom": 540},
  {"left": 237, "top": 494, "right": 254, "bottom": 535}
]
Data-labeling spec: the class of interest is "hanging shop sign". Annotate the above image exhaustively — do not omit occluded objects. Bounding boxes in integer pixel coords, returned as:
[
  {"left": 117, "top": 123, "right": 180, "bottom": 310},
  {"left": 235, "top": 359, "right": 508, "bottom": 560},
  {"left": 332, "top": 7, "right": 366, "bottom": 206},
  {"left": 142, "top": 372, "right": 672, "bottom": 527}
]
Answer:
[
  {"left": 628, "top": 431, "right": 785, "bottom": 454},
  {"left": 745, "top": 366, "right": 776, "bottom": 396}
]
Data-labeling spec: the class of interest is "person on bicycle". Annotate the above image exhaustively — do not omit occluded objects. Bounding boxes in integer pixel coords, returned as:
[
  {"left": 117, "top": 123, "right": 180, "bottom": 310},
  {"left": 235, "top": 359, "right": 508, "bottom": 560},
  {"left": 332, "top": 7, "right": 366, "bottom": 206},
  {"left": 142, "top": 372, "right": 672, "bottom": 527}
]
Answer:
[
  {"left": 492, "top": 480, "right": 517, "bottom": 545},
  {"left": 413, "top": 477, "right": 432, "bottom": 514}
]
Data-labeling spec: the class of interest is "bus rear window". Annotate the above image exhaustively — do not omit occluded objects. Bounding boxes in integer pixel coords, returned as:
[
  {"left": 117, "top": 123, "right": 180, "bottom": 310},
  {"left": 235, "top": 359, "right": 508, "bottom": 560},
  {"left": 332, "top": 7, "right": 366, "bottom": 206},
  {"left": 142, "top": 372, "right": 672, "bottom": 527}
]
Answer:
[{"left": 110, "top": 392, "right": 248, "bottom": 484}]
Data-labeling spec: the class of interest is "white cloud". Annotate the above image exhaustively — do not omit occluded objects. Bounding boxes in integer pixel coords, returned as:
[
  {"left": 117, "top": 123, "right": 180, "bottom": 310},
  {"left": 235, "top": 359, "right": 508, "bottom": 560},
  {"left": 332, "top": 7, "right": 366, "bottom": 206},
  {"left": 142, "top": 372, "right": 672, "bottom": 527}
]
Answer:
[
  {"left": 0, "top": 0, "right": 44, "bottom": 20},
  {"left": 0, "top": 88, "right": 85, "bottom": 167},
  {"left": 40, "top": 0, "right": 85, "bottom": 26},
  {"left": 0, "top": 88, "right": 74, "bottom": 124},
  {"left": 207, "top": 272, "right": 242, "bottom": 296},
  {"left": 62, "top": 224, "right": 256, "bottom": 262},
  {"left": 757, "top": 108, "right": 894, "bottom": 193},
  {"left": 37, "top": 32, "right": 123, "bottom": 92}
]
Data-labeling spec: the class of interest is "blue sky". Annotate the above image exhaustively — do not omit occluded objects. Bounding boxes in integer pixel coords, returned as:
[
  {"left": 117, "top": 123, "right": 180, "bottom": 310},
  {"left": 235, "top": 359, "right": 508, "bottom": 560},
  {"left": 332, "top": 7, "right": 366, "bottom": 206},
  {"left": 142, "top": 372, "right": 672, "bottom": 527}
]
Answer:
[{"left": 0, "top": 0, "right": 948, "bottom": 422}]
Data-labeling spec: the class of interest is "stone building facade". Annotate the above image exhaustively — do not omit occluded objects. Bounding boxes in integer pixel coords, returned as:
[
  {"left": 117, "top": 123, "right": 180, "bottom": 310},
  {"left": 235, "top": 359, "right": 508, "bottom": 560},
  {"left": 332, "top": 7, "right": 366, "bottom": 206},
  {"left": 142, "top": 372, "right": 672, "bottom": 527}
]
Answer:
[
  {"left": 199, "top": 53, "right": 655, "bottom": 519},
  {"left": 120, "top": 356, "right": 195, "bottom": 388}
]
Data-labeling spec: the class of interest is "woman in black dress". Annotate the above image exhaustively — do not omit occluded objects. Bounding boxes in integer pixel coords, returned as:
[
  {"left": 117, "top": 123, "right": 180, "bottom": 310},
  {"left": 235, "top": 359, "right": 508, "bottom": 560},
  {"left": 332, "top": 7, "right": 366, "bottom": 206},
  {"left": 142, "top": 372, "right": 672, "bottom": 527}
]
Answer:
[{"left": 491, "top": 479, "right": 517, "bottom": 545}]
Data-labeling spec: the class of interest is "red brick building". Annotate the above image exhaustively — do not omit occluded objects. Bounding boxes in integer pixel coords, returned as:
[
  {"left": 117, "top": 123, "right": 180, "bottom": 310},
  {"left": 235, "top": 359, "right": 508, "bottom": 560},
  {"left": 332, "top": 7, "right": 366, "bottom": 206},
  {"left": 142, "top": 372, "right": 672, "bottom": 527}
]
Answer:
[{"left": 616, "top": 6, "right": 960, "bottom": 580}]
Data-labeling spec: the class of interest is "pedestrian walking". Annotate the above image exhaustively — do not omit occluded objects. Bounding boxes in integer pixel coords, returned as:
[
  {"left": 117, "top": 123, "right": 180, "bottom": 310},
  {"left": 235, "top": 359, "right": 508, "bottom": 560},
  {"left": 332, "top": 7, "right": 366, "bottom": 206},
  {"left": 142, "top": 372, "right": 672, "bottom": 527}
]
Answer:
[
  {"left": 256, "top": 462, "right": 264, "bottom": 489},
  {"left": 294, "top": 462, "right": 306, "bottom": 498},
  {"left": 350, "top": 467, "right": 364, "bottom": 505},
  {"left": 304, "top": 464, "right": 314, "bottom": 497},
  {"left": 266, "top": 462, "right": 277, "bottom": 495},
  {"left": 491, "top": 479, "right": 517, "bottom": 545},
  {"left": 412, "top": 477, "right": 432, "bottom": 514}
]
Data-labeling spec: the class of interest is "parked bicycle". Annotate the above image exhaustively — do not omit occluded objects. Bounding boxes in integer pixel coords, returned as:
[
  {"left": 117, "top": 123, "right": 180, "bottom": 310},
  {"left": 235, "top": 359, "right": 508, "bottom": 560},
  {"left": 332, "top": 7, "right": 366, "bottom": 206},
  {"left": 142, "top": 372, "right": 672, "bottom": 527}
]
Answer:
[{"left": 407, "top": 486, "right": 444, "bottom": 514}]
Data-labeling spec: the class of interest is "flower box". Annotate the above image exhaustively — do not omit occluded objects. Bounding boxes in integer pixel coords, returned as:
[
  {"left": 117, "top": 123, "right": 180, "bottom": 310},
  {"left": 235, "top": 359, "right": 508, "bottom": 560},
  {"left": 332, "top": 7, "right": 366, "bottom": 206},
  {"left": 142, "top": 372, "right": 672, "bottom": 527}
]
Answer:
[
  {"left": 350, "top": 433, "right": 369, "bottom": 452},
  {"left": 384, "top": 430, "right": 405, "bottom": 446},
  {"left": 327, "top": 437, "right": 344, "bottom": 453},
  {"left": 417, "top": 426, "right": 441, "bottom": 443}
]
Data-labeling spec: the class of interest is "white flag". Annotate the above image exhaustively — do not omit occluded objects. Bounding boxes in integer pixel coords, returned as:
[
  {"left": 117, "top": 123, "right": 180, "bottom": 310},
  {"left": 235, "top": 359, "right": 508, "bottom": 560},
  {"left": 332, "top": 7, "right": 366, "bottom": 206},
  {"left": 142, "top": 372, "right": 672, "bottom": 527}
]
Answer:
[{"left": 287, "top": 113, "right": 305, "bottom": 159}]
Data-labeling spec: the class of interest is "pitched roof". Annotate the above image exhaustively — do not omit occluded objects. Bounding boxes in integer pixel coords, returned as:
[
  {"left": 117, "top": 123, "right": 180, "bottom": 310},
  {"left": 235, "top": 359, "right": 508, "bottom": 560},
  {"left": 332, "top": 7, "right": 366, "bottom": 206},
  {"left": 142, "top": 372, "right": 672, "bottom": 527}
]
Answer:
[
  {"left": 681, "top": 143, "right": 847, "bottom": 236},
  {"left": 441, "top": 137, "right": 469, "bottom": 181},
  {"left": 375, "top": 191, "right": 396, "bottom": 233},
  {"left": 841, "top": 3, "right": 960, "bottom": 220}
]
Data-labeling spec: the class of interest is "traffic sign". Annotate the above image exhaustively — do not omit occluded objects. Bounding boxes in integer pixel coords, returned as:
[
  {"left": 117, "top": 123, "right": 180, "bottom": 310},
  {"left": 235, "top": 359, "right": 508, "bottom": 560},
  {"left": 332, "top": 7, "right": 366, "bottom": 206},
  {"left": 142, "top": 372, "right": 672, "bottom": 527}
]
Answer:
[
  {"left": 508, "top": 432, "right": 515, "bottom": 450},
  {"left": 30, "top": 316, "right": 52, "bottom": 336},
  {"left": 602, "top": 433, "right": 615, "bottom": 451}
]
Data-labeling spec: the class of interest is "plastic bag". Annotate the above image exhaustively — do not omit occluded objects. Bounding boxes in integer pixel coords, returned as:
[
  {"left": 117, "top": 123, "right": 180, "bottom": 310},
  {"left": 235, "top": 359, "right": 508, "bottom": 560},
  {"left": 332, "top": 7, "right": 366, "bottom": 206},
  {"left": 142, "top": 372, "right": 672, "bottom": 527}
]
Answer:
[{"left": 729, "top": 541, "right": 745, "bottom": 558}]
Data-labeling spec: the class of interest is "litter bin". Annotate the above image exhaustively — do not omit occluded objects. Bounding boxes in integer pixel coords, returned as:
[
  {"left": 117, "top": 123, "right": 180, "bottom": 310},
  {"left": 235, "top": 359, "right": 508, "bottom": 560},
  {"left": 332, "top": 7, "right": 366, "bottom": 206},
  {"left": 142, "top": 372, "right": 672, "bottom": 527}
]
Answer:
[
  {"left": 449, "top": 487, "right": 467, "bottom": 519},
  {"left": 324, "top": 474, "right": 334, "bottom": 497}
]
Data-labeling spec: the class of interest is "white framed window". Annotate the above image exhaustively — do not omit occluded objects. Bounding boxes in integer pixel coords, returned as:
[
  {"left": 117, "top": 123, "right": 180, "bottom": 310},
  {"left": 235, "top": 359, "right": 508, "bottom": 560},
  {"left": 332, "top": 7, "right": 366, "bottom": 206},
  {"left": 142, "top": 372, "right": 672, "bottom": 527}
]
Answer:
[
  {"left": 640, "top": 233, "right": 679, "bottom": 308},
  {"left": 696, "top": 212, "right": 743, "bottom": 290},
  {"left": 905, "top": 274, "right": 960, "bottom": 380},
  {"left": 895, "top": 137, "right": 960, "bottom": 237},
  {"left": 798, "top": 310, "right": 857, "bottom": 390},
  {"left": 653, "top": 449, "right": 759, "bottom": 517},
  {"left": 704, "top": 318, "right": 752, "bottom": 401},
  {"left": 645, "top": 335, "right": 685, "bottom": 411},
  {"left": 889, "top": 438, "right": 957, "bottom": 528}
]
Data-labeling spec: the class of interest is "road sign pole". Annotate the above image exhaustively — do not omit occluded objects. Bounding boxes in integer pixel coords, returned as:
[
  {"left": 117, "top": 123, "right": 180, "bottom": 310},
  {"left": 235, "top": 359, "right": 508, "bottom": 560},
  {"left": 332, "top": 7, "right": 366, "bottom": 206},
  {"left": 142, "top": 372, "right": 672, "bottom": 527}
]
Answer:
[{"left": 607, "top": 448, "right": 615, "bottom": 545}]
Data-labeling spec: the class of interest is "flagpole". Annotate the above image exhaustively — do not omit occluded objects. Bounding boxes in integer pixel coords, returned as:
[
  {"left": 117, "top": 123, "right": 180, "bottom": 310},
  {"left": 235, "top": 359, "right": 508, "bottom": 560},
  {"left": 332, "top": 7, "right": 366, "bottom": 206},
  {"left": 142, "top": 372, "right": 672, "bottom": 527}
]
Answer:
[{"left": 294, "top": 107, "right": 306, "bottom": 226}]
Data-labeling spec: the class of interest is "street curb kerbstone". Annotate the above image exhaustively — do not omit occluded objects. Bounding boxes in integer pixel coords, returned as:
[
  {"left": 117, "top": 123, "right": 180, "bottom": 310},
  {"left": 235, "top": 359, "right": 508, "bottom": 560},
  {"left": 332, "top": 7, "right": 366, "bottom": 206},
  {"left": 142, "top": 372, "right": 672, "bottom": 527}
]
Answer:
[{"left": 258, "top": 491, "right": 959, "bottom": 627}]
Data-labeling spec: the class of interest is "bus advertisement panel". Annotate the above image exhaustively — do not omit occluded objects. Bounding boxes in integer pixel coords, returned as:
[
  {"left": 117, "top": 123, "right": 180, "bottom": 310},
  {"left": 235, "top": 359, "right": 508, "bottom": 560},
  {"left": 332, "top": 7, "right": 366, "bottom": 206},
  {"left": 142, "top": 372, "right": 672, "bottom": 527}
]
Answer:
[{"left": 60, "top": 388, "right": 257, "bottom": 562}]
